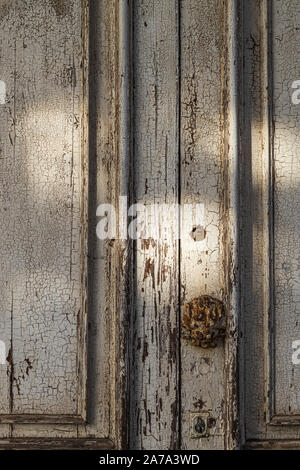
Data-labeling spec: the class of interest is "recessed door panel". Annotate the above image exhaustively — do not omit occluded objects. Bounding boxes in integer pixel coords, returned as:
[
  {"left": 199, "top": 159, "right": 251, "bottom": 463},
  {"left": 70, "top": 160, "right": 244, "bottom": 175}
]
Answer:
[{"left": 0, "top": 0, "right": 88, "bottom": 423}]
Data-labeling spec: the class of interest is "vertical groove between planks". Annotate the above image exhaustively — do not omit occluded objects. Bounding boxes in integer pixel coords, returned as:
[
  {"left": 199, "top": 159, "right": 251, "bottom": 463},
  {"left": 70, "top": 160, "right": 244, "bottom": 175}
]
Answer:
[{"left": 224, "top": 0, "right": 240, "bottom": 450}]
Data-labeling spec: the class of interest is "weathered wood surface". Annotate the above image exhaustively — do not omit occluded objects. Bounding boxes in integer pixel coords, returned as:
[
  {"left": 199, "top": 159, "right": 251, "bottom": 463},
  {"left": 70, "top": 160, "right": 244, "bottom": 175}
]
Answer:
[
  {"left": 128, "top": 0, "right": 233, "bottom": 450},
  {"left": 180, "top": 0, "right": 227, "bottom": 450},
  {"left": 0, "top": 0, "right": 125, "bottom": 447},
  {"left": 129, "top": 0, "right": 180, "bottom": 450},
  {"left": 272, "top": 0, "right": 300, "bottom": 420},
  {"left": 0, "top": 0, "right": 251, "bottom": 449},
  {"left": 242, "top": 0, "right": 300, "bottom": 444},
  {"left": 0, "top": 0, "right": 83, "bottom": 419}
]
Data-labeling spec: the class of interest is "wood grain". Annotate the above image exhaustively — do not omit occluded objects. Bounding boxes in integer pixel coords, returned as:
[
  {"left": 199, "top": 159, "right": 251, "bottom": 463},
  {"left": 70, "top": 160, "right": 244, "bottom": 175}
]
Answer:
[
  {"left": 180, "top": 0, "right": 227, "bottom": 450},
  {"left": 129, "top": 0, "right": 180, "bottom": 450}
]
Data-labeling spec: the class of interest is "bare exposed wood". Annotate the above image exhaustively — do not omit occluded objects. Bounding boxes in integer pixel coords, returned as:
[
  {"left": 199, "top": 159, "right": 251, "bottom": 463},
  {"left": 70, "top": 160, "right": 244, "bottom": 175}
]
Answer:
[
  {"left": 245, "top": 440, "right": 300, "bottom": 450},
  {"left": 114, "top": 0, "right": 132, "bottom": 449},
  {"left": 0, "top": 438, "right": 115, "bottom": 450},
  {"left": 224, "top": 0, "right": 240, "bottom": 450},
  {"left": 0, "top": 414, "right": 85, "bottom": 425}
]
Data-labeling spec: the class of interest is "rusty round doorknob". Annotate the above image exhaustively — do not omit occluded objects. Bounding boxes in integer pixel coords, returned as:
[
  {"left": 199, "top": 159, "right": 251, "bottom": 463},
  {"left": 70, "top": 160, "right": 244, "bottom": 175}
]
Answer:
[{"left": 182, "top": 295, "right": 225, "bottom": 348}]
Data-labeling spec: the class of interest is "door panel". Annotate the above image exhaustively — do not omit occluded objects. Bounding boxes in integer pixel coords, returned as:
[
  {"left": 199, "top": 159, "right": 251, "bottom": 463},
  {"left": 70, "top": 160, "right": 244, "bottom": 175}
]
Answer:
[
  {"left": 271, "top": 0, "right": 300, "bottom": 422},
  {"left": 0, "top": 0, "right": 124, "bottom": 449},
  {"left": 0, "top": 0, "right": 87, "bottom": 424},
  {"left": 242, "top": 0, "right": 300, "bottom": 445}
]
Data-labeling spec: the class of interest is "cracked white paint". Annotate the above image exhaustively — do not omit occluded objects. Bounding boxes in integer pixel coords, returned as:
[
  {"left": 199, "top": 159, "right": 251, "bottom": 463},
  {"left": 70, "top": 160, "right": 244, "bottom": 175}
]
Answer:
[
  {"left": 272, "top": 0, "right": 300, "bottom": 417},
  {"left": 5, "top": 0, "right": 300, "bottom": 450},
  {"left": 0, "top": 0, "right": 82, "bottom": 418},
  {"left": 243, "top": 0, "right": 300, "bottom": 444},
  {"left": 130, "top": 0, "right": 227, "bottom": 451},
  {"left": 0, "top": 0, "right": 122, "bottom": 447},
  {"left": 180, "top": 0, "right": 226, "bottom": 449}
]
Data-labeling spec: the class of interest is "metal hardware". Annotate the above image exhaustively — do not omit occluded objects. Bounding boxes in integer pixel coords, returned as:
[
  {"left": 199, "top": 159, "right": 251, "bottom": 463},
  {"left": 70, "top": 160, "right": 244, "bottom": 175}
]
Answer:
[
  {"left": 182, "top": 295, "right": 225, "bottom": 348},
  {"left": 190, "top": 412, "right": 217, "bottom": 439}
]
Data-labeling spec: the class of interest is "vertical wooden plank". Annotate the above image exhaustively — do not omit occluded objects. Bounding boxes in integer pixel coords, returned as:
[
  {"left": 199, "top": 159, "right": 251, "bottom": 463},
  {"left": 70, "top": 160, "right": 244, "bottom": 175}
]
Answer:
[
  {"left": 241, "top": 0, "right": 269, "bottom": 442},
  {"left": 78, "top": 0, "right": 118, "bottom": 441},
  {"left": 224, "top": 0, "right": 240, "bottom": 449},
  {"left": 180, "top": 0, "right": 226, "bottom": 450},
  {"left": 0, "top": 0, "right": 14, "bottom": 439},
  {"left": 130, "top": 0, "right": 180, "bottom": 450},
  {"left": 78, "top": 0, "right": 127, "bottom": 443}
]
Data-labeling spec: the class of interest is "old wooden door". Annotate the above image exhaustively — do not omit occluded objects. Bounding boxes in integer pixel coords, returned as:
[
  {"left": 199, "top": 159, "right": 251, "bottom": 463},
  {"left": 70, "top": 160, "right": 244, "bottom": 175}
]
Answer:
[{"left": 0, "top": 0, "right": 299, "bottom": 451}]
